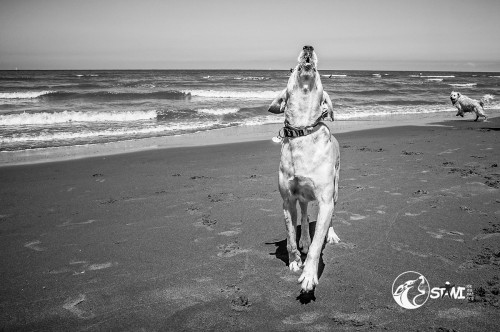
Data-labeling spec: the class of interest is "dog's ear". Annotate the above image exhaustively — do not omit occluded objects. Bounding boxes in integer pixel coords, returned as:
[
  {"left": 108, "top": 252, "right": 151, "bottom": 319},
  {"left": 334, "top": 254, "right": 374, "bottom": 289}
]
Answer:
[
  {"left": 321, "top": 91, "right": 334, "bottom": 121},
  {"left": 268, "top": 88, "right": 287, "bottom": 114}
]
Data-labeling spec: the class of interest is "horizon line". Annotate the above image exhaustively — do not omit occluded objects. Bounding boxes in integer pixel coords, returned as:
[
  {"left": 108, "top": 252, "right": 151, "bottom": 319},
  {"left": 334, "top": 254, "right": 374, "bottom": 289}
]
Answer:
[{"left": 2, "top": 68, "right": 500, "bottom": 73}]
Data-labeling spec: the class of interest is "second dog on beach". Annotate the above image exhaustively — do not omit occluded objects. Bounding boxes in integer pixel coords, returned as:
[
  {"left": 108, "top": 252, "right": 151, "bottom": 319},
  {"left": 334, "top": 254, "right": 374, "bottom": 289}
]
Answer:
[
  {"left": 268, "top": 46, "right": 339, "bottom": 292},
  {"left": 450, "top": 91, "right": 494, "bottom": 121}
]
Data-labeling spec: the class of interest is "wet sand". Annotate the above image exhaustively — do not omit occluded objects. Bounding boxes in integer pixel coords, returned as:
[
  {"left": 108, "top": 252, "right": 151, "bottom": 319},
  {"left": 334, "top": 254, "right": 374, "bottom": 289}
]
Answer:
[{"left": 0, "top": 115, "right": 499, "bottom": 331}]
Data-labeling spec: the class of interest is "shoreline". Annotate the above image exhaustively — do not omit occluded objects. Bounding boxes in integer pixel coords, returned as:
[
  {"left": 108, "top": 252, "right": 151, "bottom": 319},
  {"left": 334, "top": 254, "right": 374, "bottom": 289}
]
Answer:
[{"left": 2, "top": 111, "right": 492, "bottom": 167}]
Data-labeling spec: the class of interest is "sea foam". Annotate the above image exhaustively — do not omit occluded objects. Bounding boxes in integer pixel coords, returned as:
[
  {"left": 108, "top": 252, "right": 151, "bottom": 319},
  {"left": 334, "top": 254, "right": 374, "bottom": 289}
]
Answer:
[
  {"left": 0, "top": 110, "right": 158, "bottom": 125},
  {"left": 183, "top": 90, "right": 281, "bottom": 99},
  {"left": 0, "top": 121, "right": 224, "bottom": 144},
  {"left": 0, "top": 91, "right": 55, "bottom": 99},
  {"left": 448, "top": 83, "right": 477, "bottom": 87},
  {"left": 196, "top": 108, "right": 239, "bottom": 115}
]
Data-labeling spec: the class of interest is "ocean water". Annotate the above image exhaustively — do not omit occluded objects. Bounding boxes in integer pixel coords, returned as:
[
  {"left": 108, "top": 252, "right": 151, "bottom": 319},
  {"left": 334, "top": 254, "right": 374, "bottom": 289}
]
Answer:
[{"left": 0, "top": 70, "right": 499, "bottom": 152}]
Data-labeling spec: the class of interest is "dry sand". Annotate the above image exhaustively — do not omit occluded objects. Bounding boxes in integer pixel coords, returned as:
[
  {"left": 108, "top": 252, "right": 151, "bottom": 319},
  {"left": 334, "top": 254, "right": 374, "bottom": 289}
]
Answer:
[{"left": 0, "top": 115, "right": 499, "bottom": 331}]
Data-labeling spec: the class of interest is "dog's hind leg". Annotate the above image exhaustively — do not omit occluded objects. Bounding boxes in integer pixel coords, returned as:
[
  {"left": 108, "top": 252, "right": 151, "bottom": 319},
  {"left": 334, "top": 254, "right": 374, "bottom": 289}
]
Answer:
[
  {"left": 283, "top": 198, "right": 302, "bottom": 272},
  {"left": 477, "top": 107, "right": 487, "bottom": 121},
  {"left": 298, "top": 201, "right": 311, "bottom": 254},
  {"left": 328, "top": 163, "right": 341, "bottom": 244},
  {"left": 333, "top": 156, "right": 340, "bottom": 204},
  {"left": 299, "top": 199, "right": 334, "bottom": 291}
]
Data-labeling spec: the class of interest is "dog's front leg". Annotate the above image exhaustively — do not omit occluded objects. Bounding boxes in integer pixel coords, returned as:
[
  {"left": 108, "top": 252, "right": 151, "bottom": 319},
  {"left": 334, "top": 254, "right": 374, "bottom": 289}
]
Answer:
[
  {"left": 298, "top": 199, "right": 334, "bottom": 292},
  {"left": 298, "top": 201, "right": 311, "bottom": 254},
  {"left": 283, "top": 199, "right": 302, "bottom": 272}
]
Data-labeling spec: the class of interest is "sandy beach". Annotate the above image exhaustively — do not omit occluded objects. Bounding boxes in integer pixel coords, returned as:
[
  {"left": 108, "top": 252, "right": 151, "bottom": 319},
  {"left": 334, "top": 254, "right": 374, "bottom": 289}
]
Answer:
[{"left": 1, "top": 114, "right": 499, "bottom": 331}]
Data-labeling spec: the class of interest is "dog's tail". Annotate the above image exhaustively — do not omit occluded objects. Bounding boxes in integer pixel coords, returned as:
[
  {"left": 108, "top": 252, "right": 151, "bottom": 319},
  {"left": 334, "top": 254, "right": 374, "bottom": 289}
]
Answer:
[{"left": 480, "top": 94, "right": 494, "bottom": 108}]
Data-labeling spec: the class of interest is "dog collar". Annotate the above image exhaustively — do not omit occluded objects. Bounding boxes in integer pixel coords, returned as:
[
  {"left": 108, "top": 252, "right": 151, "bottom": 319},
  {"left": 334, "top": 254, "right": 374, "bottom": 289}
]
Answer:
[
  {"left": 280, "top": 122, "right": 323, "bottom": 138},
  {"left": 279, "top": 110, "right": 329, "bottom": 138}
]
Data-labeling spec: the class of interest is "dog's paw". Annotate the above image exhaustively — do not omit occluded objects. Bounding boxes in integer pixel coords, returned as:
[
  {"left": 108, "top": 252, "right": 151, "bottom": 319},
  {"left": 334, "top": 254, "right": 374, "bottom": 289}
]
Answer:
[
  {"left": 298, "top": 269, "right": 318, "bottom": 292},
  {"left": 299, "top": 236, "right": 311, "bottom": 254},
  {"left": 289, "top": 260, "right": 303, "bottom": 272},
  {"left": 326, "top": 227, "right": 340, "bottom": 244}
]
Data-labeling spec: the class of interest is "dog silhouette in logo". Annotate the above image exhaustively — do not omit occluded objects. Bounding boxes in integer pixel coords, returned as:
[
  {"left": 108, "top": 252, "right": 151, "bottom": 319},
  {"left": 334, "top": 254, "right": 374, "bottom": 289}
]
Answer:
[{"left": 393, "top": 275, "right": 428, "bottom": 309}]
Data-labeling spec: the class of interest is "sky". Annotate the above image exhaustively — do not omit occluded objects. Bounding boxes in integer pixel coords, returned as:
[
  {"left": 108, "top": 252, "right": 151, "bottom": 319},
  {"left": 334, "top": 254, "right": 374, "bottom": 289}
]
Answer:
[{"left": 1, "top": 0, "right": 499, "bottom": 71}]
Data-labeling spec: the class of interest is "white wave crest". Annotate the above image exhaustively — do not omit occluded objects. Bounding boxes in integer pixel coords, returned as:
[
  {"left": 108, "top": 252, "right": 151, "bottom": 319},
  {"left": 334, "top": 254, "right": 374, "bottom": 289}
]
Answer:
[
  {"left": 410, "top": 75, "right": 455, "bottom": 78},
  {"left": 0, "top": 91, "right": 55, "bottom": 99},
  {"left": 196, "top": 108, "right": 239, "bottom": 115},
  {"left": 322, "top": 75, "right": 347, "bottom": 78},
  {"left": 233, "top": 76, "right": 269, "bottom": 81},
  {"left": 335, "top": 105, "right": 457, "bottom": 120},
  {"left": 182, "top": 90, "right": 281, "bottom": 99},
  {"left": 421, "top": 75, "right": 454, "bottom": 78},
  {"left": 448, "top": 83, "right": 477, "bottom": 87},
  {"left": 0, "top": 110, "right": 157, "bottom": 125},
  {"left": 0, "top": 121, "right": 224, "bottom": 144},
  {"left": 241, "top": 114, "right": 283, "bottom": 126}
]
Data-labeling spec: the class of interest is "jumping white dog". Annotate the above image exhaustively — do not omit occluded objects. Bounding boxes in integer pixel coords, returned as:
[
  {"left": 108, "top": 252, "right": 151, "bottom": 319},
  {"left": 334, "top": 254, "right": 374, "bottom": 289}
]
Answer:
[
  {"left": 268, "top": 46, "right": 340, "bottom": 292},
  {"left": 450, "top": 91, "right": 494, "bottom": 121}
]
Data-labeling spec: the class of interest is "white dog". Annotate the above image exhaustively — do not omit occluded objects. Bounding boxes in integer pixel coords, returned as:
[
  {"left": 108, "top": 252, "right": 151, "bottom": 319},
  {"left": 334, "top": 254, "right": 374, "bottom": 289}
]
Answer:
[
  {"left": 450, "top": 91, "right": 494, "bottom": 121},
  {"left": 268, "top": 46, "right": 340, "bottom": 292}
]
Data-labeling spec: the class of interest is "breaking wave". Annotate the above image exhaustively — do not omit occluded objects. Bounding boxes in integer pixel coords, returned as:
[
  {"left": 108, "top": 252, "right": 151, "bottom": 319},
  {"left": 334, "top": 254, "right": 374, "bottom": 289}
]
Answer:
[
  {"left": 0, "top": 110, "right": 158, "bottom": 125},
  {"left": 0, "top": 91, "right": 55, "bottom": 99},
  {"left": 182, "top": 90, "right": 281, "bottom": 99}
]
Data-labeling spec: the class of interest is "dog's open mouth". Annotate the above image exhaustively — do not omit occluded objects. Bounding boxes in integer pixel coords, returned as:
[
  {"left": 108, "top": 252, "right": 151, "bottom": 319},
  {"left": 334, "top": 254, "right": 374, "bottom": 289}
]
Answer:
[
  {"left": 300, "top": 54, "right": 315, "bottom": 70},
  {"left": 297, "top": 46, "right": 317, "bottom": 73}
]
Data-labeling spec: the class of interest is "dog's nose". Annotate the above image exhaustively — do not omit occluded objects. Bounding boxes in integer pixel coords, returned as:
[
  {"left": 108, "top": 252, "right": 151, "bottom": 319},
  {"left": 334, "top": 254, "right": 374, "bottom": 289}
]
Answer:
[{"left": 303, "top": 45, "right": 314, "bottom": 52}]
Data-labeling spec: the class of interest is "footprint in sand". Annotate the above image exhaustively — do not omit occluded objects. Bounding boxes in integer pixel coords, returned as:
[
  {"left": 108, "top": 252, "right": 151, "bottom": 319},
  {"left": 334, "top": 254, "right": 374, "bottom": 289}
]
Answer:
[
  {"left": 282, "top": 311, "right": 322, "bottom": 325},
  {"left": 58, "top": 219, "right": 96, "bottom": 227},
  {"left": 426, "top": 228, "right": 464, "bottom": 242},
  {"left": 193, "top": 237, "right": 214, "bottom": 243},
  {"left": 63, "top": 294, "right": 95, "bottom": 319},
  {"left": 208, "top": 192, "right": 236, "bottom": 203},
  {"left": 218, "top": 228, "right": 242, "bottom": 236},
  {"left": 384, "top": 190, "right": 402, "bottom": 196},
  {"left": 349, "top": 214, "right": 367, "bottom": 221},
  {"left": 194, "top": 214, "right": 217, "bottom": 230},
  {"left": 87, "top": 262, "right": 114, "bottom": 271},
  {"left": 337, "top": 241, "right": 357, "bottom": 249},
  {"left": 50, "top": 261, "right": 116, "bottom": 275},
  {"left": 374, "top": 205, "right": 387, "bottom": 215},
  {"left": 437, "top": 307, "right": 480, "bottom": 319},
  {"left": 438, "top": 148, "right": 460, "bottom": 155},
  {"left": 186, "top": 206, "right": 203, "bottom": 216},
  {"left": 217, "top": 242, "right": 249, "bottom": 257},
  {"left": 24, "top": 240, "right": 45, "bottom": 251},
  {"left": 92, "top": 173, "right": 105, "bottom": 183},
  {"left": 404, "top": 210, "right": 427, "bottom": 217}
]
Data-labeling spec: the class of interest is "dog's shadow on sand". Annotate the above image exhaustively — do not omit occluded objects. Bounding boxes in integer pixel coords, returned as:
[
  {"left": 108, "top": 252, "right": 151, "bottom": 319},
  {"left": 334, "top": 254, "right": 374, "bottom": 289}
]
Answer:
[{"left": 266, "top": 221, "right": 325, "bottom": 304}]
